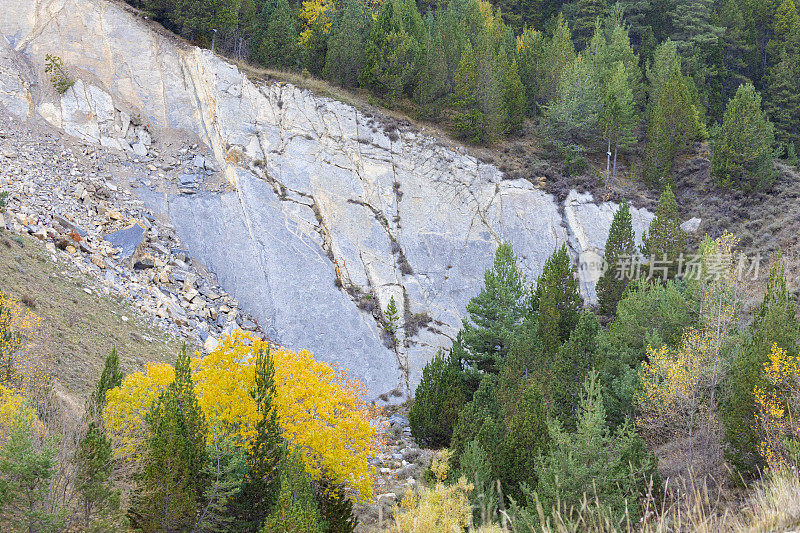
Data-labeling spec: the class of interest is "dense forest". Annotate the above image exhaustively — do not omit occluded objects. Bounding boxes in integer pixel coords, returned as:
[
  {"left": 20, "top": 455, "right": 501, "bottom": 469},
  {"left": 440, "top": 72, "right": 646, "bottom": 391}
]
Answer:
[{"left": 126, "top": 0, "right": 799, "bottom": 188}]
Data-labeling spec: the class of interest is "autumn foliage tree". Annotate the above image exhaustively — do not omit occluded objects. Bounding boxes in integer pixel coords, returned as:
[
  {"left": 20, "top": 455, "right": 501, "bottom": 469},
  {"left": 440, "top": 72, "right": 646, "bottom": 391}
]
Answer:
[
  {"left": 753, "top": 343, "right": 800, "bottom": 470},
  {"left": 104, "top": 332, "right": 377, "bottom": 501}
]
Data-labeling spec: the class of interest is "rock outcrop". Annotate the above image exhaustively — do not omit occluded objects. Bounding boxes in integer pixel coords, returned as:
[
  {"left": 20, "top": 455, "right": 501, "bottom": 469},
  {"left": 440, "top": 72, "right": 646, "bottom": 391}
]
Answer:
[{"left": 0, "top": 0, "right": 659, "bottom": 399}]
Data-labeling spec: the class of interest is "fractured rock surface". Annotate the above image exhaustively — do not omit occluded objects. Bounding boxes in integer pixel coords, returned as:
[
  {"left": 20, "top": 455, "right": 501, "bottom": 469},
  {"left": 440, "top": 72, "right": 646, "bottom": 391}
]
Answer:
[{"left": 0, "top": 0, "right": 658, "bottom": 398}]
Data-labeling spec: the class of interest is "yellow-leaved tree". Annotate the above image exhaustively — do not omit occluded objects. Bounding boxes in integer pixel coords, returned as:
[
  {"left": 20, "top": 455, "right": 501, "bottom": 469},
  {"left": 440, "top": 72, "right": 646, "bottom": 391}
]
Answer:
[
  {"left": 754, "top": 343, "right": 800, "bottom": 470},
  {"left": 104, "top": 331, "right": 378, "bottom": 500},
  {"left": 299, "top": 0, "right": 333, "bottom": 47}
]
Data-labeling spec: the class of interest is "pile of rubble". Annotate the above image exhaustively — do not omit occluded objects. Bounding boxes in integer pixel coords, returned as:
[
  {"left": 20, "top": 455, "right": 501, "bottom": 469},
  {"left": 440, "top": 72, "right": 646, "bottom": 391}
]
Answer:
[
  {"left": 0, "top": 113, "right": 261, "bottom": 351},
  {"left": 360, "top": 412, "right": 431, "bottom": 529}
]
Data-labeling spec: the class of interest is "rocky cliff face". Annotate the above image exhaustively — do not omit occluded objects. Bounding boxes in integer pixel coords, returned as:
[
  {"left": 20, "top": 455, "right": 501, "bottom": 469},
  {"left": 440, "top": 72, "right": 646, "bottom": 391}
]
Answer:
[{"left": 0, "top": 0, "right": 655, "bottom": 399}]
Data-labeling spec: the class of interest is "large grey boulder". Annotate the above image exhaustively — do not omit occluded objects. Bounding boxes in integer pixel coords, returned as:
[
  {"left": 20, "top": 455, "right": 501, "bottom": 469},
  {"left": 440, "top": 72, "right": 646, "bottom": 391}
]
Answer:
[{"left": 104, "top": 223, "right": 145, "bottom": 259}]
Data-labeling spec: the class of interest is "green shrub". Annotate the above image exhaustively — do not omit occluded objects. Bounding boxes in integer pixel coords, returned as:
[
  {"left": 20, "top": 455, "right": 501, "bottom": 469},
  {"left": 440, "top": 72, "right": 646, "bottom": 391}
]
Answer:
[
  {"left": 44, "top": 54, "right": 75, "bottom": 94},
  {"left": 534, "top": 372, "right": 659, "bottom": 524}
]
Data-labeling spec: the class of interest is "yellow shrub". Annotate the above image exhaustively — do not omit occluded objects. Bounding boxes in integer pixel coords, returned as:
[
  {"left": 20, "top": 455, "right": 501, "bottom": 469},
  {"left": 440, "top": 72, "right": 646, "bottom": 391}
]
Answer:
[
  {"left": 0, "top": 384, "right": 38, "bottom": 440},
  {"left": 391, "top": 476, "right": 475, "bottom": 533},
  {"left": 104, "top": 332, "right": 377, "bottom": 500}
]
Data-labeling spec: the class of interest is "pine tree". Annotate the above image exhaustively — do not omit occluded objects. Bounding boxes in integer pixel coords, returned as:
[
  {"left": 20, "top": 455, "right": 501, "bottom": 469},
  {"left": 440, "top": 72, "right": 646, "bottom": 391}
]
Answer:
[
  {"left": 498, "top": 385, "right": 549, "bottom": 500},
  {"left": 723, "top": 255, "right": 800, "bottom": 477},
  {"left": 711, "top": 83, "right": 777, "bottom": 190},
  {"left": 234, "top": 346, "right": 284, "bottom": 529},
  {"left": 474, "top": 28, "right": 507, "bottom": 142},
  {"left": 550, "top": 311, "right": 600, "bottom": 428},
  {"left": 533, "top": 244, "right": 582, "bottom": 344},
  {"left": 254, "top": 0, "right": 301, "bottom": 70},
  {"left": 670, "top": 0, "right": 725, "bottom": 102},
  {"left": 596, "top": 279, "right": 695, "bottom": 427},
  {"left": 574, "top": 0, "right": 608, "bottom": 50},
  {"left": 670, "top": 0, "right": 724, "bottom": 56},
  {"left": 75, "top": 422, "right": 120, "bottom": 531},
  {"left": 260, "top": 450, "right": 325, "bottom": 533},
  {"left": 600, "top": 61, "right": 638, "bottom": 179},
  {"left": 323, "top": 0, "right": 370, "bottom": 88},
  {"left": 641, "top": 186, "right": 686, "bottom": 279},
  {"left": 501, "top": 53, "right": 527, "bottom": 134},
  {"left": 516, "top": 27, "right": 548, "bottom": 116},
  {"left": 787, "top": 141, "right": 800, "bottom": 168},
  {"left": 535, "top": 372, "right": 658, "bottom": 524},
  {"left": 385, "top": 296, "right": 400, "bottom": 343},
  {"left": 359, "top": 0, "right": 424, "bottom": 99},
  {"left": 771, "top": 0, "right": 800, "bottom": 60},
  {"left": 458, "top": 440, "right": 498, "bottom": 526},
  {"left": 536, "top": 283, "right": 563, "bottom": 358},
  {"left": 130, "top": 345, "right": 208, "bottom": 532},
  {"left": 449, "top": 376, "right": 504, "bottom": 473},
  {"left": 544, "top": 53, "right": 603, "bottom": 146},
  {"left": 0, "top": 412, "right": 63, "bottom": 532},
  {"left": 645, "top": 39, "right": 682, "bottom": 102},
  {"left": 596, "top": 14, "right": 642, "bottom": 95},
  {"left": 619, "top": 0, "right": 675, "bottom": 55},
  {"left": 89, "top": 346, "right": 124, "bottom": 423},
  {"left": 198, "top": 437, "right": 247, "bottom": 533},
  {"left": 516, "top": 15, "right": 576, "bottom": 116},
  {"left": 643, "top": 54, "right": 705, "bottom": 186},
  {"left": 453, "top": 42, "right": 485, "bottom": 143},
  {"left": 314, "top": 478, "right": 358, "bottom": 533},
  {"left": 409, "top": 350, "right": 468, "bottom": 447},
  {"left": 764, "top": 48, "right": 800, "bottom": 148},
  {"left": 416, "top": 18, "right": 449, "bottom": 118},
  {"left": 459, "top": 243, "right": 530, "bottom": 374},
  {"left": 718, "top": 0, "right": 758, "bottom": 91},
  {"left": 597, "top": 199, "right": 637, "bottom": 316},
  {"left": 546, "top": 15, "right": 577, "bottom": 103}
]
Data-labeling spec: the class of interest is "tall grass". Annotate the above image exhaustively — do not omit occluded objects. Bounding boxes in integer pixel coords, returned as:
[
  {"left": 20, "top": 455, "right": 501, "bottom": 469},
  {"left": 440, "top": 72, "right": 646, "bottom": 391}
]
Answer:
[
  {"left": 530, "top": 472, "right": 800, "bottom": 533},
  {"left": 388, "top": 471, "right": 800, "bottom": 533}
]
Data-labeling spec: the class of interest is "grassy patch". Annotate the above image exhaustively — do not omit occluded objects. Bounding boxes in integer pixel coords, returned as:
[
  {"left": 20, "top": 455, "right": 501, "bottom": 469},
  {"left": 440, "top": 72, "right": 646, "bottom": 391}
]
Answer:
[{"left": 0, "top": 231, "right": 186, "bottom": 401}]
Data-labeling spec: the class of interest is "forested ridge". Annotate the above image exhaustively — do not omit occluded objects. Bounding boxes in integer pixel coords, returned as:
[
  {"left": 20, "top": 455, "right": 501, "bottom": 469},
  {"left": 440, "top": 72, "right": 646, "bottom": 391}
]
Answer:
[{"left": 126, "top": 0, "right": 799, "bottom": 189}]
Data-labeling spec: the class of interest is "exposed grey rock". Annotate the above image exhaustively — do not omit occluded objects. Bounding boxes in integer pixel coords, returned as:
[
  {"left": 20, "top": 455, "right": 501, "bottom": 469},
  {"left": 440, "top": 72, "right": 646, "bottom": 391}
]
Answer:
[
  {"left": 103, "top": 223, "right": 145, "bottom": 259},
  {"left": 132, "top": 143, "right": 147, "bottom": 157},
  {"left": 681, "top": 217, "right": 702, "bottom": 233},
  {"left": 134, "top": 258, "right": 154, "bottom": 270},
  {"left": 53, "top": 214, "right": 87, "bottom": 237},
  {"left": 0, "top": 36, "right": 33, "bottom": 118}
]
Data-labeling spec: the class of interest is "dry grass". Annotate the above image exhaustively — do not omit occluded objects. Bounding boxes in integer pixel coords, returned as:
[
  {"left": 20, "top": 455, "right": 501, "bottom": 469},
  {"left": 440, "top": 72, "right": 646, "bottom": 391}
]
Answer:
[
  {"left": 0, "top": 231, "right": 186, "bottom": 405},
  {"left": 527, "top": 471, "right": 800, "bottom": 533}
]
